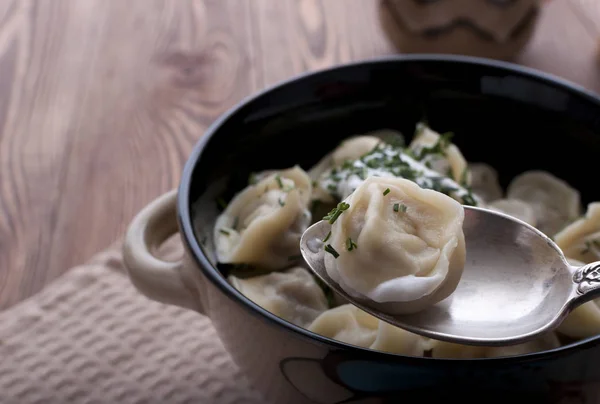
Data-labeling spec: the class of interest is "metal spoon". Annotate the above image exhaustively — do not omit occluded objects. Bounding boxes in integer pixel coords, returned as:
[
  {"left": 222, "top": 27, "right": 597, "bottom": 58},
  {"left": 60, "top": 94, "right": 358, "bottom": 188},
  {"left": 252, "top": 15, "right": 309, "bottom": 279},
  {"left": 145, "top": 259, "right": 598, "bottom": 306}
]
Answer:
[{"left": 300, "top": 206, "right": 600, "bottom": 347}]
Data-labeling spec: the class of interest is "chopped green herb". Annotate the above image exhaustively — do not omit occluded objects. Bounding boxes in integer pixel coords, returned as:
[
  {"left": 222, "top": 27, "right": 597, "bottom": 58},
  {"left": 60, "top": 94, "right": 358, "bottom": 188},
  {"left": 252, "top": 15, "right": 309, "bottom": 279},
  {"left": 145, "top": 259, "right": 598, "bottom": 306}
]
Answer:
[
  {"left": 327, "top": 183, "right": 337, "bottom": 192},
  {"left": 400, "top": 204, "right": 408, "bottom": 212},
  {"left": 324, "top": 244, "right": 339, "bottom": 258},
  {"left": 216, "top": 197, "right": 227, "bottom": 210},
  {"left": 312, "top": 180, "right": 318, "bottom": 187},
  {"left": 314, "top": 276, "right": 335, "bottom": 307},
  {"left": 461, "top": 190, "right": 477, "bottom": 207},
  {"left": 323, "top": 202, "right": 350, "bottom": 224},
  {"left": 219, "top": 229, "right": 230, "bottom": 236},
  {"left": 323, "top": 231, "right": 331, "bottom": 242},
  {"left": 383, "top": 188, "right": 391, "bottom": 196},
  {"left": 275, "top": 174, "right": 284, "bottom": 188},
  {"left": 393, "top": 203, "right": 399, "bottom": 212},
  {"left": 346, "top": 237, "right": 358, "bottom": 251},
  {"left": 460, "top": 167, "right": 469, "bottom": 187}
]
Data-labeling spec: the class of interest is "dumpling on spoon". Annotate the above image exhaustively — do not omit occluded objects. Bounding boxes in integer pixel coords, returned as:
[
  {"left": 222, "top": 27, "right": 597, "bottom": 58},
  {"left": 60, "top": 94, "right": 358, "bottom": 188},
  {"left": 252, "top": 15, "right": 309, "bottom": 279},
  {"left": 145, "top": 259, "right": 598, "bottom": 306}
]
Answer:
[{"left": 322, "top": 176, "right": 466, "bottom": 315}]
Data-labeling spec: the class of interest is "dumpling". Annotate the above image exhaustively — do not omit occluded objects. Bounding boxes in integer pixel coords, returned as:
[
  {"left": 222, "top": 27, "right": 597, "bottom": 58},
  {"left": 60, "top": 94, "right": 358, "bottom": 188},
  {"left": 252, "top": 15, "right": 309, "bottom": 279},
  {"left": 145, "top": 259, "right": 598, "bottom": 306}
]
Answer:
[
  {"left": 308, "top": 304, "right": 426, "bottom": 356},
  {"left": 308, "top": 304, "right": 379, "bottom": 347},
  {"left": 468, "top": 163, "right": 503, "bottom": 203},
  {"left": 506, "top": 171, "right": 581, "bottom": 236},
  {"left": 308, "top": 135, "right": 382, "bottom": 181},
  {"left": 228, "top": 267, "right": 328, "bottom": 328},
  {"left": 554, "top": 259, "right": 600, "bottom": 339},
  {"left": 316, "top": 140, "right": 482, "bottom": 207},
  {"left": 214, "top": 165, "right": 312, "bottom": 270},
  {"left": 487, "top": 199, "right": 537, "bottom": 227},
  {"left": 555, "top": 202, "right": 600, "bottom": 264},
  {"left": 425, "top": 339, "right": 487, "bottom": 359},
  {"left": 408, "top": 122, "right": 469, "bottom": 185},
  {"left": 484, "top": 333, "right": 560, "bottom": 358},
  {"left": 322, "top": 176, "right": 466, "bottom": 314},
  {"left": 425, "top": 333, "right": 560, "bottom": 359}
]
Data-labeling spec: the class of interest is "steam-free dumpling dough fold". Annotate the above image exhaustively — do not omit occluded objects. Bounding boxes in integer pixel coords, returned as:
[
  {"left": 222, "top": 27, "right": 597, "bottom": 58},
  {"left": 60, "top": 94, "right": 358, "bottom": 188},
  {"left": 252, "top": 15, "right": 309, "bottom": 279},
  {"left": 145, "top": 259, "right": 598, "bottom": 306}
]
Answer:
[
  {"left": 214, "top": 166, "right": 312, "bottom": 270},
  {"left": 308, "top": 135, "right": 383, "bottom": 181},
  {"left": 424, "top": 332, "right": 560, "bottom": 358},
  {"left": 308, "top": 304, "right": 426, "bottom": 356},
  {"left": 323, "top": 176, "right": 466, "bottom": 314},
  {"left": 507, "top": 170, "right": 581, "bottom": 236},
  {"left": 309, "top": 135, "right": 382, "bottom": 203},
  {"left": 468, "top": 163, "right": 503, "bottom": 203},
  {"left": 408, "top": 123, "right": 470, "bottom": 185},
  {"left": 488, "top": 199, "right": 537, "bottom": 227},
  {"left": 228, "top": 267, "right": 328, "bottom": 328},
  {"left": 555, "top": 202, "right": 600, "bottom": 264}
]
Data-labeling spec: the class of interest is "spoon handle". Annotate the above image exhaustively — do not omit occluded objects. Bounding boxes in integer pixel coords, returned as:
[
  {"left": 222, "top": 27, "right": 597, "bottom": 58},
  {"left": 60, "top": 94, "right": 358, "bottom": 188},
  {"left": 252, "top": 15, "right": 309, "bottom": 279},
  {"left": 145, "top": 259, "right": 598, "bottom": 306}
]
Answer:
[{"left": 572, "top": 261, "right": 600, "bottom": 302}]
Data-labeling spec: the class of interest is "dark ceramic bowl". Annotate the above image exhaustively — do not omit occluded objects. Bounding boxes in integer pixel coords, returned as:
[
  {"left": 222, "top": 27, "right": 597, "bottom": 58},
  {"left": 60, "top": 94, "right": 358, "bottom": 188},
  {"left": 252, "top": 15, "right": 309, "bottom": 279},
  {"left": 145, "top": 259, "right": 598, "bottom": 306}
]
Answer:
[{"left": 123, "top": 55, "right": 600, "bottom": 404}]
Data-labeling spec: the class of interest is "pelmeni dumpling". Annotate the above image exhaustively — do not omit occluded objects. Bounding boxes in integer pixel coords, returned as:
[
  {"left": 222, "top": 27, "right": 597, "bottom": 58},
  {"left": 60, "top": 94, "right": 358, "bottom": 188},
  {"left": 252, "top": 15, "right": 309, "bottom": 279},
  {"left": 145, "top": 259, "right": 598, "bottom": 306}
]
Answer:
[
  {"left": 425, "top": 339, "right": 487, "bottom": 359},
  {"left": 468, "top": 163, "right": 503, "bottom": 203},
  {"left": 308, "top": 304, "right": 379, "bottom": 347},
  {"left": 425, "top": 333, "right": 560, "bottom": 359},
  {"left": 228, "top": 267, "right": 328, "bottom": 328},
  {"left": 308, "top": 135, "right": 382, "bottom": 181},
  {"left": 488, "top": 199, "right": 537, "bottom": 227},
  {"left": 506, "top": 171, "right": 581, "bottom": 236},
  {"left": 485, "top": 333, "right": 560, "bottom": 358},
  {"left": 308, "top": 304, "right": 426, "bottom": 356},
  {"left": 555, "top": 203, "right": 600, "bottom": 264},
  {"left": 323, "top": 176, "right": 466, "bottom": 314},
  {"left": 408, "top": 123, "right": 469, "bottom": 185},
  {"left": 214, "top": 166, "right": 312, "bottom": 270}
]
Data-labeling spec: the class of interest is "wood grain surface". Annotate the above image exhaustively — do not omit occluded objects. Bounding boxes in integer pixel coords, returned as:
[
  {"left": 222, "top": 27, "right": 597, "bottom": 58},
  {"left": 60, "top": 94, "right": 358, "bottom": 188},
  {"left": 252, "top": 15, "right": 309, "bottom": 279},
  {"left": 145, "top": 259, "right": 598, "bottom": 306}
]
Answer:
[{"left": 0, "top": 0, "right": 599, "bottom": 310}]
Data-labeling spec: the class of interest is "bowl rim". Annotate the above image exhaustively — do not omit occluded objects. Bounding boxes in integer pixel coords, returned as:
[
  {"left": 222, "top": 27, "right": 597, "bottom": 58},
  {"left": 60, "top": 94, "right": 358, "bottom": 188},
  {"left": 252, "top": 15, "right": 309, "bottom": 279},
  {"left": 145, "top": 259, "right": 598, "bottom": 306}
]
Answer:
[{"left": 177, "top": 53, "right": 600, "bottom": 363}]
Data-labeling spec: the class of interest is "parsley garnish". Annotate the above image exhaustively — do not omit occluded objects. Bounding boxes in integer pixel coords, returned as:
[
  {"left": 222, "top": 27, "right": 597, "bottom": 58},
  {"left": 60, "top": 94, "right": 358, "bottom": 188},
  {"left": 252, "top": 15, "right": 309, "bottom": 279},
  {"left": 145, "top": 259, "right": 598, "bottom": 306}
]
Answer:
[
  {"left": 323, "top": 202, "right": 350, "bottom": 224},
  {"left": 346, "top": 237, "right": 358, "bottom": 251},
  {"left": 393, "top": 203, "right": 399, "bottom": 212},
  {"left": 219, "top": 229, "right": 230, "bottom": 236},
  {"left": 323, "top": 231, "right": 331, "bottom": 242},
  {"left": 383, "top": 188, "right": 390, "bottom": 196},
  {"left": 275, "top": 175, "right": 284, "bottom": 188},
  {"left": 460, "top": 167, "right": 469, "bottom": 187},
  {"left": 324, "top": 244, "right": 339, "bottom": 258},
  {"left": 400, "top": 204, "right": 407, "bottom": 212}
]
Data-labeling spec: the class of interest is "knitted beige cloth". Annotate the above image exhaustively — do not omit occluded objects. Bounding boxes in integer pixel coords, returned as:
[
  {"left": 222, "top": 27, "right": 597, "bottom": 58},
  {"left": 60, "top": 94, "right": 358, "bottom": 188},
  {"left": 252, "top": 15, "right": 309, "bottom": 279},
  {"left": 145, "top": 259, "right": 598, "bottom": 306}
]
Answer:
[
  {"left": 2, "top": 239, "right": 600, "bottom": 403},
  {"left": 0, "top": 239, "right": 264, "bottom": 404}
]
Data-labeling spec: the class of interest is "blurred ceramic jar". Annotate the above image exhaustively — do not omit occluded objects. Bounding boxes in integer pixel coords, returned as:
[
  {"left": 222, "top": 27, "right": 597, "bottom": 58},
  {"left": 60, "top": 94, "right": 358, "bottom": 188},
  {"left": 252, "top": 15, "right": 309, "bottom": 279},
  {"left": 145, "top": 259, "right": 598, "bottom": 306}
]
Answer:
[{"left": 379, "top": 0, "right": 543, "bottom": 61}]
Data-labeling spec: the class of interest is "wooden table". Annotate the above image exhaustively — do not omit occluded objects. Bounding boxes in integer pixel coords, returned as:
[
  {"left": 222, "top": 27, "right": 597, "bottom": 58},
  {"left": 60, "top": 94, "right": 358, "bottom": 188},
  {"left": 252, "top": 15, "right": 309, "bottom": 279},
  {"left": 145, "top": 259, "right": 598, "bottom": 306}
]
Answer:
[{"left": 0, "top": 0, "right": 599, "bottom": 310}]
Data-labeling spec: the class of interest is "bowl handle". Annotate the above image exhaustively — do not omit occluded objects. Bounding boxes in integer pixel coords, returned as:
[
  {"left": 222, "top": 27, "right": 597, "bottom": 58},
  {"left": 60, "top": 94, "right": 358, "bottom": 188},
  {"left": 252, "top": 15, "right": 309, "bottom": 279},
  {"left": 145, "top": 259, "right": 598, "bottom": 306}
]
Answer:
[{"left": 123, "top": 189, "right": 201, "bottom": 312}]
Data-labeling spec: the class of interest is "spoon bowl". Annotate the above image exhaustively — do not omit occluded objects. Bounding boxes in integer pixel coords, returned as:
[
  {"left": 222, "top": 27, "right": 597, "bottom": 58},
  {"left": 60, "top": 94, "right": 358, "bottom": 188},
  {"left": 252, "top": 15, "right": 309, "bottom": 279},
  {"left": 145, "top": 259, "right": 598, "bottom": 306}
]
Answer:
[{"left": 300, "top": 206, "right": 600, "bottom": 346}]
